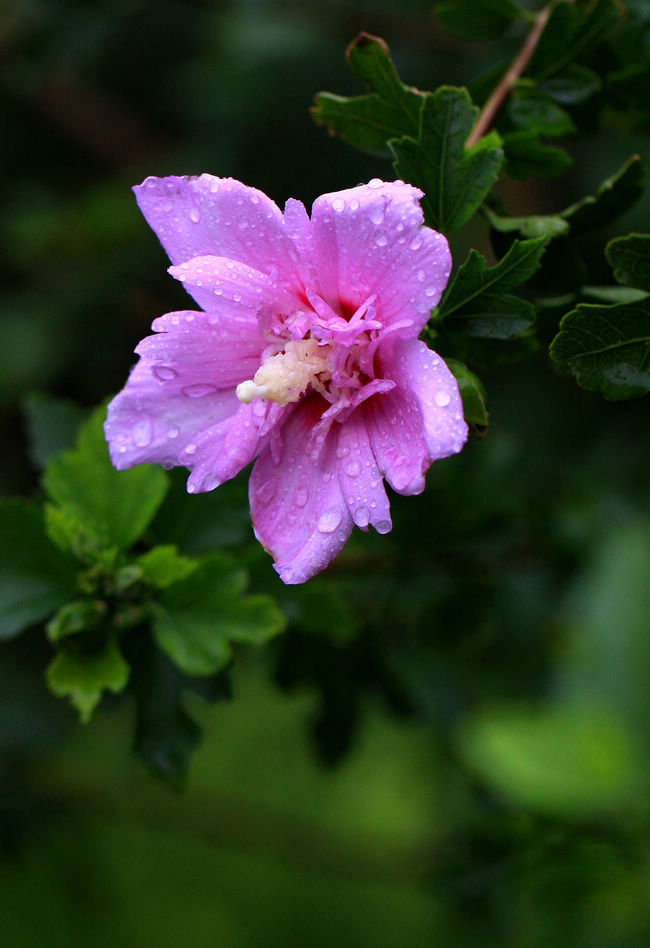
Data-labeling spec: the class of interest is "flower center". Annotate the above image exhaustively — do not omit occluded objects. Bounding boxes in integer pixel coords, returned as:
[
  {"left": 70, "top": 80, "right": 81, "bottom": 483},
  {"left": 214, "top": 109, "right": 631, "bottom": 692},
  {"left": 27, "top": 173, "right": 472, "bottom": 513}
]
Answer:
[{"left": 236, "top": 337, "right": 331, "bottom": 406}]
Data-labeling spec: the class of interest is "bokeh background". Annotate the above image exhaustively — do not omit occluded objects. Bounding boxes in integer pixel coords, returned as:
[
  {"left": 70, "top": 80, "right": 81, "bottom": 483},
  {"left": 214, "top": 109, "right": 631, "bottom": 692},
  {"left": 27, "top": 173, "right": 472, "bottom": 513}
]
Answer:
[{"left": 1, "top": 1, "right": 649, "bottom": 945}]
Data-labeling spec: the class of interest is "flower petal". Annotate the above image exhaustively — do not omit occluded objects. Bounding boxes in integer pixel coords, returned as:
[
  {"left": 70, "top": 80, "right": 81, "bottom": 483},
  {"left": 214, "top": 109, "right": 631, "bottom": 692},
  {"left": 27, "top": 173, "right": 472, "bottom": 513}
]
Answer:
[
  {"left": 309, "top": 179, "right": 451, "bottom": 333},
  {"left": 380, "top": 338, "right": 468, "bottom": 465},
  {"left": 250, "top": 396, "right": 353, "bottom": 584},
  {"left": 334, "top": 411, "right": 391, "bottom": 533},
  {"left": 134, "top": 175, "right": 299, "bottom": 285},
  {"left": 105, "top": 309, "right": 264, "bottom": 470}
]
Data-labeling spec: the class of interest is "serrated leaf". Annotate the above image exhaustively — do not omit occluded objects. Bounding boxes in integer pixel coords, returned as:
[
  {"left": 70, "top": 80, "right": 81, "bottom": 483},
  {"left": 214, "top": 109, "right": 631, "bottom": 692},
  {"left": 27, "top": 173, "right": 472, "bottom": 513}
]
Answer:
[
  {"left": 484, "top": 204, "right": 569, "bottom": 239},
  {"left": 0, "top": 499, "right": 77, "bottom": 640},
  {"left": 561, "top": 155, "right": 646, "bottom": 234},
  {"left": 435, "top": 0, "right": 522, "bottom": 41},
  {"left": 550, "top": 298, "right": 650, "bottom": 399},
  {"left": 458, "top": 705, "right": 641, "bottom": 817},
  {"left": 152, "top": 552, "right": 286, "bottom": 676},
  {"left": 438, "top": 238, "right": 547, "bottom": 319},
  {"left": 502, "top": 130, "right": 572, "bottom": 180},
  {"left": 391, "top": 87, "right": 504, "bottom": 232},
  {"left": 445, "top": 359, "right": 489, "bottom": 433},
  {"left": 23, "top": 393, "right": 87, "bottom": 471},
  {"left": 42, "top": 405, "right": 169, "bottom": 551},
  {"left": 540, "top": 64, "right": 601, "bottom": 105},
  {"left": 136, "top": 545, "right": 197, "bottom": 589},
  {"left": 46, "top": 635, "right": 129, "bottom": 722},
  {"left": 312, "top": 34, "right": 422, "bottom": 156},
  {"left": 606, "top": 233, "right": 650, "bottom": 292},
  {"left": 508, "top": 82, "right": 576, "bottom": 137}
]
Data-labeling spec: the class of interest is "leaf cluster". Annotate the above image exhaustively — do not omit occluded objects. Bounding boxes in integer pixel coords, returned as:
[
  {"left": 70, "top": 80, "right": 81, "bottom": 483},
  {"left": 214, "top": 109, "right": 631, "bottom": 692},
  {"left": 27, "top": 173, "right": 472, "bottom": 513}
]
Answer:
[{"left": 1, "top": 402, "right": 285, "bottom": 785}]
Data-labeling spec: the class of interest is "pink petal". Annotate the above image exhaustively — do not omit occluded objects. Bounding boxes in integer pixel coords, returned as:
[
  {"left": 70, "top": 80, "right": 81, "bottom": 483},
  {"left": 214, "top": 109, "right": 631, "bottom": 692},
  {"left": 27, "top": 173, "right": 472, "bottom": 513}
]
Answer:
[
  {"left": 379, "top": 338, "right": 468, "bottom": 465},
  {"left": 249, "top": 396, "right": 354, "bottom": 584},
  {"left": 105, "top": 309, "right": 264, "bottom": 470},
  {"left": 134, "top": 175, "right": 300, "bottom": 287},
  {"left": 334, "top": 411, "right": 391, "bottom": 533},
  {"left": 309, "top": 179, "right": 451, "bottom": 333},
  {"left": 168, "top": 254, "right": 292, "bottom": 315}
]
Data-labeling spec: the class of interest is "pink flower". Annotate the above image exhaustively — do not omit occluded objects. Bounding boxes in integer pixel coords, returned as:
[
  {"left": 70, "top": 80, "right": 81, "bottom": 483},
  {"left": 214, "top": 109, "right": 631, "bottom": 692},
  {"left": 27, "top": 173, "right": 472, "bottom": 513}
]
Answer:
[{"left": 105, "top": 176, "right": 468, "bottom": 583}]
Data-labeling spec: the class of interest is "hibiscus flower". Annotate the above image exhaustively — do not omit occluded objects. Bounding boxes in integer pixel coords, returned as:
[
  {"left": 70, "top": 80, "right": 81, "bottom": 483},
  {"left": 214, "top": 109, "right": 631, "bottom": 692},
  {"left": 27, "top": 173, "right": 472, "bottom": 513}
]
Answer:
[{"left": 105, "top": 176, "right": 468, "bottom": 583}]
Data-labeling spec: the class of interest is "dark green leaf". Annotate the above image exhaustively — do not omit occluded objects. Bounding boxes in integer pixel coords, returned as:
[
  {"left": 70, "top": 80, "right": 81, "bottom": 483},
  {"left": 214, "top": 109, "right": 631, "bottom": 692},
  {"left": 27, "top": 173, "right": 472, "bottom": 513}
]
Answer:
[
  {"left": 446, "top": 293, "right": 536, "bottom": 340},
  {"left": 438, "top": 238, "right": 547, "bottom": 319},
  {"left": 0, "top": 499, "right": 77, "bottom": 640},
  {"left": 529, "top": 0, "right": 622, "bottom": 82},
  {"left": 540, "top": 64, "right": 601, "bottom": 105},
  {"left": 508, "top": 82, "right": 576, "bottom": 137},
  {"left": 435, "top": 0, "right": 522, "bottom": 41},
  {"left": 43, "top": 405, "right": 169, "bottom": 552},
  {"left": 550, "top": 298, "right": 650, "bottom": 399},
  {"left": 312, "top": 34, "right": 422, "bottom": 156},
  {"left": 391, "top": 87, "right": 504, "bottom": 232},
  {"left": 445, "top": 359, "right": 489, "bottom": 433},
  {"left": 46, "top": 635, "right": 129, "bottom": 722},
  {"left": 152, "top": 552, "right": 286, "bottom": 676},
  {"left": 502, "top": 130, "right": 573, "bottom": 180},
  {"left": 458, "top": 705, "right": 642, "bottom": 817},
  {"left": 606, "top": 233, "right": 650, "bottom": 292},
  {"left": 23, "top": 392, "right": 87, "bottom": 471},
  {"left": 561, "top": 156, "right": 646, "bottom": 234},
  {"left": 136, "top": 545, "right": 197, "bottom": 589}
]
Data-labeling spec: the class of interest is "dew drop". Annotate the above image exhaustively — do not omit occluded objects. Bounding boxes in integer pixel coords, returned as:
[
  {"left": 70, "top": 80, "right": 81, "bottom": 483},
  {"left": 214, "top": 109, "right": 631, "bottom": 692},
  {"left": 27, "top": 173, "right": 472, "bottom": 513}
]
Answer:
[
  {"left": 331, "top": 197, "right": 345, "bottom": 213},
  {"left": 375, "top": 519, "right": 391, "bottom": 534},
  {"left": 295, "top": 487, "right": 309, "bottom": 508},
  {"left": 132, "top": 420, "right": 152, "bottom": 447},
  {"left": 370, "top": 207, "right": 384, "bottom": 226},
  {"left": 189, "top": 207, "right": 200, "bottom": 223},
  {"left": 184, "top": 442, "right": 197, "bottom": 455},
  {"left": 354, "top": 506, "right": 370, "bottom": 527},
  {"left": 368, "top": 178, "right": 383, "bottom": 189},
  {"left": 167, "top": 424, "right": 180, "bottom": 439},
  {"left": 233, "top": 292, "right": 242, "bottom": 302},
  {"left": 410, "top": 235, "right": 423, "bottom": 251},
  {"left": 237, "top": 215, "right": 249, "bottom": 229},
  {"left": 153, "top": 364, "right": 177, "bottom": 381},
  {"left": 375, "top": 231, "right": 388, "bottom": 247},
  {"left": 344, "top": 460, "right": 361, "bottom": 477},
  {"left": 182, "top": 383, "right": 217, "bottom": 398},
  {"left": 424, "top": 285, "right": 437, "bottom": 297},
  {"left": 417, "top": 269, "right": 426, "bottom": 282},
  {"left": 435, "top": 390, "right": 451, "bottom": 407},
  {"left": 317, "top": 507, "right": 342, "bottom": 534},
  {"left": 349, "top": 198, "right": 360, "bottom": 211},
  {"left": 336, "top": 445, "right": 350, "bottom": 459}
]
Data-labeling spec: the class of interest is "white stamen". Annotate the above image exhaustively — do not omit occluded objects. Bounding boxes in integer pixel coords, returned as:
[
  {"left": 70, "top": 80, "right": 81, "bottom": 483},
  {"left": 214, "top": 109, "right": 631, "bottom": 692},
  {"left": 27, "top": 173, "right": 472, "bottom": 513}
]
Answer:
[{"left": 236, "top": 338, "right": 331, "bottom": 406}]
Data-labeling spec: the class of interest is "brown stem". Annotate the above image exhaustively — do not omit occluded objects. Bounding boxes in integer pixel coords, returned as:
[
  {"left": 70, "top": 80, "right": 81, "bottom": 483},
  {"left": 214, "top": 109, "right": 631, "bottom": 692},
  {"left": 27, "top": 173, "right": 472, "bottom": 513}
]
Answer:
[{"left": 466, "top": 5, "right": 552, "bottom": 149}]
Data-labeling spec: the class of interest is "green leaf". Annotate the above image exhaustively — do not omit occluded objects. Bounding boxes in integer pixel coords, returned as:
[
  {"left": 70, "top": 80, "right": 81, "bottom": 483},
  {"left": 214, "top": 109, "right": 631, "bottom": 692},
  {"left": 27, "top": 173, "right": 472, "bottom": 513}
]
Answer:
[
  {"left": 46, "top": 599, "right": 108, "bottom": 642},
  {"left": 458, "top": 705, "right": 642, "bottom": 817},
  {"left": 0, "top": 499, "right": 77, "bottom": 640},
  {"left": 23, "top": 392, "right": 87, "bottom": 471},
  {"left": 550, "top": 298, "right": 650, "bottom": 400},
  {"left": 529, "top": 0, "right": 623, "bottom": 82},
  {"left": 539, "top": 64, "right": 601, "bottom": 105},
  {"left": 560, "top": 155, "right": 646, "bottom": 234},
  {"left": 445, "top": 359, "right": 489, "bottom": 433},
  {"left": 437, "top": 238, "right": 547, "bottom": 319},
  {"left": 44, "top": 503, "right": 106, "bottom": 562},
  {"left": 152, "top": 553, "right": 286, "bottom": 676},
  {"left": 434, "top": 0, "right": 522, "bottom": 41},
  {"left": 46, "top": 635, "right": 129, "bottom": 722},
  {"left": 312, "top": 34, "right": 422, "bottom": 156},
  {"left": 508, "top": 82, "right": 576, "bottom": 138},
  {"left": 391, "top": 87, "right": 504, "bottom": 232},
  {"left": 606, "top": 233, "right": 650, "bottom": 292},
  {"left": 484, "top": 204, "right": 569, "bottom": 240},
  {"left": 582, "top": 285, "right": 647, "bottom": 304},
  {"left": 136, "top": 545, "right": 197, "bottom": 589},
  {"left": 42, "top": 405, "right": 169, "bottom": 551},
  {"left": 444, "top": 293, "right": 536, "bottom": 340},
  {"left": 502, "top": 130, "right": 572, "bottom": 180}
]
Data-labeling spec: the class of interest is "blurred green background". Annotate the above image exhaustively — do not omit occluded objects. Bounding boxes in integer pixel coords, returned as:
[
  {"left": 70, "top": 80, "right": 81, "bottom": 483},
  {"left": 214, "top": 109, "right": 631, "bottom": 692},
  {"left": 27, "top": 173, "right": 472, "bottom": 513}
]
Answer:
[{"left": 1, "top": 1, "right": 649, "bottom": 945}]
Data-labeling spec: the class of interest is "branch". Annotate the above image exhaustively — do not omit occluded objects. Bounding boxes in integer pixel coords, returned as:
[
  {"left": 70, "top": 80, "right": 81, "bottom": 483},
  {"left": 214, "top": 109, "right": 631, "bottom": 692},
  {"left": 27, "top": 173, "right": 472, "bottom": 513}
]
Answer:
[{"left": 466, "top": 5, "right": 552, "bottom": 149}]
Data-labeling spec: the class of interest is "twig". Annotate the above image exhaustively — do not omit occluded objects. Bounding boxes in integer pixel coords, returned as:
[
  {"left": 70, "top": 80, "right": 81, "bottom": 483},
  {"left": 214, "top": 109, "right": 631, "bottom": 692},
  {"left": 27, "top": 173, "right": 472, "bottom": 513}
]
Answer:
[{"left": 466, "top": 5, "right": 552, "bottom": 148}]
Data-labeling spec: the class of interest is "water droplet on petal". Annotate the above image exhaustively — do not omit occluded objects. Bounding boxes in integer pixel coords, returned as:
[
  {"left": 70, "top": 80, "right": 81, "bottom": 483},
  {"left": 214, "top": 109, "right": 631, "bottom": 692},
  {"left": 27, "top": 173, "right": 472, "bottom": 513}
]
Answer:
[
  {"left": 189, "top": 207, "right": 200, "bottom": 223},
  {"left": 375, "top": 231, "right": 388, "bottom": 247},
  {"left": 344, "top": 460, "right": 361, "bottom": 477},
  {"left": 370, "top": 206, "right": 384, "bottom": 226},
  {"left": 424, "top": 285, "right": 437, "bottom": 297},
  {"left": 237, "top": 215, "right": 249, "bottom": 229},
  {"left": 182, "top": 383, "right": 217, "bottom": 398},
  {"left": 185, "top": 442, "right": 197, "bottom": 455},
  {"left": 375, "top": 520, "right": 391, "bottom": 534},
  {"left": 368, "top": 178, "right": 383, "bottom": 189},
  {"left": 317, "top": 507, "right": 342, "bottom": 534},
  {"left": 435, "top": 390, "right": 451, "bottom": 407},
  {"left": 336, "top": 445, "right": 350, "bottom": 459},
  {"left": 153, "top": 364, "right": 177, "bottom": 381},
  {"left": 132, "top": 419, "right": 152, "bottom": 447},
  {"left": 417, "top": 269, "right": 426, "bottom": 282},
  {"left": 410, "top": 235, "right": 423, "bottom": 251},
  {"left": 167, "top": 424, "right": 180, "bottom": 439},
  {"left": 331, "top": 198, "right": 345, "bottom": 213},
  {"left": 354, "top": 506, "right": 370, "bottom": 527},
  {"left": 295, "top": 487, "right": 309, "bottom": 508}
]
